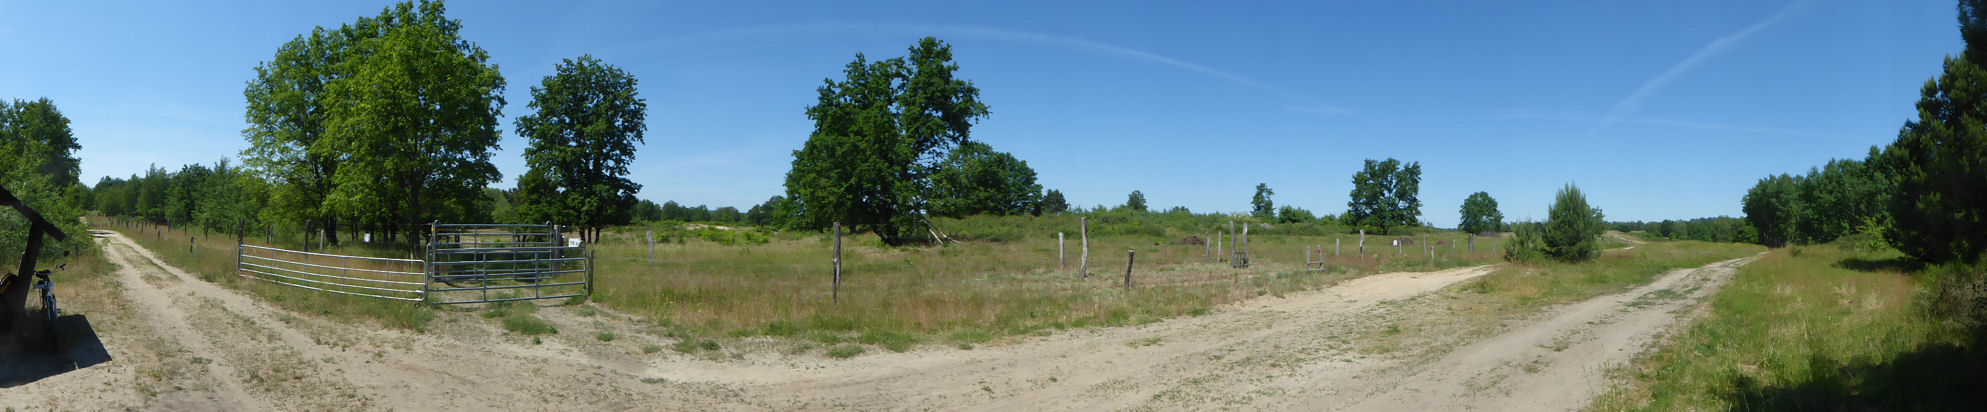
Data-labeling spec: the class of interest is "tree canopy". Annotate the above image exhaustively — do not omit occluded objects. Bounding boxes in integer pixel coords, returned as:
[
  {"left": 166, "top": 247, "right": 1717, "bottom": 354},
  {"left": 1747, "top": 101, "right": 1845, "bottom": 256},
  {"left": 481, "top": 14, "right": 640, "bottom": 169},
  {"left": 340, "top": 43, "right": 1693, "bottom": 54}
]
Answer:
[
  {"left": 1877, "top": 1, "right": 1987, "bottom": 263},
  {"left": 1, "top": 97, "right": 87, "bottom": 260},
  {"left": 1458, "top": 191, "right": 1503, "bottom": 235},
  {"left": 514, "top": 55, "right": 648, "bottom": 242},
  {"left": 1039, "top": 189, "right": 1070, "bottom": 215},
  {"left": 783, "top": 37, "right": 989, "bottom": 245},
  {"left": 1124, "top": 190, "right": 1148, "bottom": 212},
  {"left": 244, "top": 0, "right": 504, "bottom": 244},
  {"left": 1345, "top": 158, "right": 1422, "bottom": 234},
  {"left": 927, "top": 141, "right": 1041, "bottom": 217},
  {"left": 1251, "top": 183, "right": 1275, "bottom": 220}
]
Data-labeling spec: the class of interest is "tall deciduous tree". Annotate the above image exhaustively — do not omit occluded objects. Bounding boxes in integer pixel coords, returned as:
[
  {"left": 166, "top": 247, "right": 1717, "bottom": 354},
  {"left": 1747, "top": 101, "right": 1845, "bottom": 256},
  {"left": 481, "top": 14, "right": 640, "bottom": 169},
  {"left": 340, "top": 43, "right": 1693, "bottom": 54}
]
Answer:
[
  {"left": 1345, "top": 158, "right": 1422, "bottom": 234},
  {"left": 927, "top": 141, "right": 1041, "bottom": 217},
  {"left": 1250, "top": 183, "right": 1275, "bottom": 220},
  {"left": 1, "top": 97, "right": 87, "bottom": 261},
  {"left": 244, "top": 23, "right": 349, "bottom": 245},
  {"left": 322, "top": 0, "right": 506, "bottom": 243},
  {"left": 1458, "top": 191, "right": 1503, "bottom": 235},
  {"left": 784, "top": 37, "right": 989, "bottom": 245},
  {"left": 514, "top": 55, "right": 647, "bottom": 243}
]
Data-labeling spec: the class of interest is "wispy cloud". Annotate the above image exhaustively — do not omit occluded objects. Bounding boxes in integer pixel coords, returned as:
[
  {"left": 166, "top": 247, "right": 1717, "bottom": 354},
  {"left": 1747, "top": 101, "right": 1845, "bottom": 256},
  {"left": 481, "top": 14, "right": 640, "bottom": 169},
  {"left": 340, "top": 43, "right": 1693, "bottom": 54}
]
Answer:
[
  {"left": 620, "top": 23, "right": 1338, "bottom": 111},
  {"left": 1594, "top": 1, "right": 1808, "bottom": 132}
]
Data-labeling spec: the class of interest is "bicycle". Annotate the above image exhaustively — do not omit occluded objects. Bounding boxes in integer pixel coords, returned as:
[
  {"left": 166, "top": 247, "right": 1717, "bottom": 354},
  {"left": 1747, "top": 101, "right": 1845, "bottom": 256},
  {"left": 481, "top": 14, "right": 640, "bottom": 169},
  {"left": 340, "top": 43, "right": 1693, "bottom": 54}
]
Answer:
[{"left": 33, "top": 263, "right": 64, "bottom": 347}]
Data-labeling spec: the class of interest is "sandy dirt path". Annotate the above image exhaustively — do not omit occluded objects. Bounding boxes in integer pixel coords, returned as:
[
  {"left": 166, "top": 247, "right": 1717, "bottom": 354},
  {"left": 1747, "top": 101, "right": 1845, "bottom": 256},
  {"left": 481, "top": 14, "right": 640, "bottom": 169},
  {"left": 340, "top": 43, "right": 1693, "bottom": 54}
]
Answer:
[{"left": 7, "top": 231, "right": 1752, "bottom": 411}]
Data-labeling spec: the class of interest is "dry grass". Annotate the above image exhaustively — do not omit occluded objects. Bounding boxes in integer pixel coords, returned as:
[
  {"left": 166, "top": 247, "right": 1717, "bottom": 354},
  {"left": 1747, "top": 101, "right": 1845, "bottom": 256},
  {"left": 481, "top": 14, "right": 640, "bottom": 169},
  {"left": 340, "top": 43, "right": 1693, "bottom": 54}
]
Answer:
[
  {"left": 587, "top": 216, "right": 1508, "bottom": 352},
  {"left": 90, "top": 217, "right": 433, "bottom": 330}
]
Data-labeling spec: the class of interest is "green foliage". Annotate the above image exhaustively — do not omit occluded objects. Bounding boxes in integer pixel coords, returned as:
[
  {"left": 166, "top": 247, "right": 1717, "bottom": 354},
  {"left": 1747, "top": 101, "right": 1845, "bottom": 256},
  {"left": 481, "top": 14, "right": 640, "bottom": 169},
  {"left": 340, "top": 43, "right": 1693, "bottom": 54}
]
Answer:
[
  {"left": 1345, "top": 158, "right": 1422, "bottom": 235},
  {"left": 1741, "top": 156, "right": 1893, "bottom": 248},
  {"left": 784, "top": 37, "right": 990, "bottom": 246},
  {"left": 1, "top": 97, "right": 89, "bottom": 261},
  {"left": 1457, "top": 191, "right": 1503, "bottom": 235},
  {"left": 1541, "top": 184, "right": 1605, "bottom": 261},
  {"left": 1275, "top": 205, "right": 1315, "bottom": 224},
  {"left": 1881, "top": 56, "right": 1987, "bottom": 263},
  {"left": 1123, "top": 190, "right": 1147, "bottom": 212},
  {"left": 927, "top": 141, "right": 1042, "bottom": 217},
  {"left": 1616, "top": 217, "right": 1752, "bottom": 244},
  {"left": 1039, "top": 189, "right": 1069, "bottom": 215},
  {"left": 245, "top": 0, "right": 504, "bottom": 245},
  {"left": 515, "top": 55, "right": 648, "bottom": 242},
  {"left": 1508, "top": 184, "right": 1607, "bottom": 263},
  {"left": 1250, "top": 183, "right": 1275, "bottom": 220}
]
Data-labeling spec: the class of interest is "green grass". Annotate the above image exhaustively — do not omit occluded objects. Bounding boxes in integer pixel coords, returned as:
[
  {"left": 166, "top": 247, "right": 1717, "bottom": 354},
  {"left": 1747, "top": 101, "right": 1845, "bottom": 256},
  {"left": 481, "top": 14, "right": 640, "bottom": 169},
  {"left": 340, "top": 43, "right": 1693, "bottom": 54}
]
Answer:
[
  {"left": 825, "top": 343, "right": 864, "bottom": 359},
  {"left": 590, "top": 214, "right": 1507, "bottom": 350},
  {"left": 1591, "top": 243, "right": 1987, "bottom": 410},
  {"left": 91, "top": 217, "right": 435, "bottom": 330},
  {"left": 1457, "top": 240, "right": 1763, "bottom": 310}
]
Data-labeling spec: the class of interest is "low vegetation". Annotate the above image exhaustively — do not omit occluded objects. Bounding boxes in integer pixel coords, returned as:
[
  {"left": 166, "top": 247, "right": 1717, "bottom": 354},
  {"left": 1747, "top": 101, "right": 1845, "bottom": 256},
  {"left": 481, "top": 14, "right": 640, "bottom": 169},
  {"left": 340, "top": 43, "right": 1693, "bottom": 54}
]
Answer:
[
  {"left": 1593, "top": 243, "right": 1985, "bottom": 410},
  {"left": 591, "top": 213, "right": 1506, "bottom": 355}
]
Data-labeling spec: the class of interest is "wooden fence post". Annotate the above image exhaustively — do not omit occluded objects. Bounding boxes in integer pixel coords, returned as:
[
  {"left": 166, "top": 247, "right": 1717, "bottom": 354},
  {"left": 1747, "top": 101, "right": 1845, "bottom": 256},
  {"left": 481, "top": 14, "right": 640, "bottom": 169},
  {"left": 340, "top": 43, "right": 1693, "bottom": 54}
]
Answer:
[
  {"left": 1059, "top": 232, "right": 1066, "bottom": 272},
  {"left": 1241, "top": 223, "right": 1250, "bottom": 265},
  {"left": 833, "top": 222, "right": 843, "bottom": 302},
  {"left": 1336, "top": 237, "right": 1341, "bottom": 257},
  {"left": 647, "top": 230, "right": 655, "bottom": 265},
  {"left": 1216, "top": 231, "right": 1224, "bottom": 263},
  {"left": 1204, "top": 232, "right": 1211, "bottom": 262},
  {"left": 1079, "top": 218, "right": 1090, "bottom": 278},
  {"left": 1124, "top": 250, "right": 1135, "bottom": 289}
]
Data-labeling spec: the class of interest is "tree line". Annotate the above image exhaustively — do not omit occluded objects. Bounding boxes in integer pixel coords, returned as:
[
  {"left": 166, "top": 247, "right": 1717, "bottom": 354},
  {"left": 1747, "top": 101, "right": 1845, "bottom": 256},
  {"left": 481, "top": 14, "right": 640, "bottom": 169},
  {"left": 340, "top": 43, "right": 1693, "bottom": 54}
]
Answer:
[{"left": 1738, "top": 0, "right": 1987, "bottom": 266}]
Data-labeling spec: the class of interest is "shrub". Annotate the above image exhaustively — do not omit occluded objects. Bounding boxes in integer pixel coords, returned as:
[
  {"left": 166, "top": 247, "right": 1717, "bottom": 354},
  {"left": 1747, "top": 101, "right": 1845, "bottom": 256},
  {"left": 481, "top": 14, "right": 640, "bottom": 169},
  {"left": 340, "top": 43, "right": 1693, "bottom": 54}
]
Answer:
[{"left": 1541, "top": 184, "right": 1605, "bottom": 262}]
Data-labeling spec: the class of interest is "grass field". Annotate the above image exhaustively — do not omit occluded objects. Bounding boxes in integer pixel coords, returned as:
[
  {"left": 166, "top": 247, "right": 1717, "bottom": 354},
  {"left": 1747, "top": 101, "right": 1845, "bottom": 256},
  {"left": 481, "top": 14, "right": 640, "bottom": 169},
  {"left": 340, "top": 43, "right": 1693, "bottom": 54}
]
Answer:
[
  {"left": 587, "top": 215, "right": 1507, "bottom": 353},
  {"left": 1590, "top": 243, "right": 1987, "bottom": 410}
]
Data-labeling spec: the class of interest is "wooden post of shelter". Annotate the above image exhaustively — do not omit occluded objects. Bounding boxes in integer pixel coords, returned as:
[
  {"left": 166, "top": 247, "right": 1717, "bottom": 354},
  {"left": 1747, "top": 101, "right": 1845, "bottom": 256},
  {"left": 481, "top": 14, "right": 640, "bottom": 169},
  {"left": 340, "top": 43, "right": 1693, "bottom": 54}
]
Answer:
[{"left": 0, "top": 185, "right": 71, "bottom": 326}]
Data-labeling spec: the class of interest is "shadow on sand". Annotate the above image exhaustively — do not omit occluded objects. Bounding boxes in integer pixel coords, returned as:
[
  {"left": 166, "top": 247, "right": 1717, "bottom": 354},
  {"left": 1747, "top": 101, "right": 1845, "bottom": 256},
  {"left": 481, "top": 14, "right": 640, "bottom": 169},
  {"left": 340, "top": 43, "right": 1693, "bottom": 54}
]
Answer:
[{"left": 1, "top": 313, "right": 113, "bottom": 387}]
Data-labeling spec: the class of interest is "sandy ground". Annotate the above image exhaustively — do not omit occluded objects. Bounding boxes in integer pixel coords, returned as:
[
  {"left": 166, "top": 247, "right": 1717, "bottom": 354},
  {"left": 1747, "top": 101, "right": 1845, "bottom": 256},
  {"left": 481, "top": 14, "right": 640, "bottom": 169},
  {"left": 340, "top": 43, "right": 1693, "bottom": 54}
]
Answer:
[{"left": 2, "top": 231, "right": 1753, "bottom": 411}]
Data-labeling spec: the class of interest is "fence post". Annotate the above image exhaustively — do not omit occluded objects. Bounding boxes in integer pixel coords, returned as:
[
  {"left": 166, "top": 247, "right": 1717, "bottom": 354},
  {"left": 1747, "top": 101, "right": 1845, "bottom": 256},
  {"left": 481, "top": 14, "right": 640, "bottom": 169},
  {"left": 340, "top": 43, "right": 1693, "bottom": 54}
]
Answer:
[
  {"left": 1216, "top": 231, "right": 1224, "bottom": 263},
  {"left": 1241, "top": 223, "right": 1250, "bottom": 265},
  {"left": 189, "top": 236, "right": 194, "bottom": 256},
  {"left": 585, "top": 249, "right": 595, "bottom": 299},
  {"left": 425, "top": 221, "right": 436, "bottom": 303},
  {"left": 1204, "top": 232, "right": 1211, "bottom": 263},
  {"left": 1124, "top": 250, "right": 1135, "bottom": 289},
  {"left": 1079, "top": 218, "right": 1089, "bottom": 278},
  {"left": 1469, "top": 234, "right": 1476, "bottom": 252},
  {"left": 1058, "top": 232, "right": 1065, "bottom": 272},
  {"left": 1359, "top": 230, "right": 1366, "bottom": 258},
  {"left": 1336, "top": 237, "right": 1341, "bottom": 257},
  {"left": 647, "top": 230, "right": 655, "bottom": 265},
  {"left": 833, "top": 222, "right": 842, "bottom": 302}
]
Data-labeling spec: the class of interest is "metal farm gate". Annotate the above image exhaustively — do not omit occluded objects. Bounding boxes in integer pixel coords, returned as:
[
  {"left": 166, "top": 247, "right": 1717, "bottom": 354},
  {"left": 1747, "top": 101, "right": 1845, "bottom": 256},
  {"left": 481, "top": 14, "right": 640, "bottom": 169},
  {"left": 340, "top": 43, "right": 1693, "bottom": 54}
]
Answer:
[
  {"left": 424, "top": 223, "right": 592, "bottom": 305},
  {"left": 234, "top": 223, "right": 592, "bottom": 305}
]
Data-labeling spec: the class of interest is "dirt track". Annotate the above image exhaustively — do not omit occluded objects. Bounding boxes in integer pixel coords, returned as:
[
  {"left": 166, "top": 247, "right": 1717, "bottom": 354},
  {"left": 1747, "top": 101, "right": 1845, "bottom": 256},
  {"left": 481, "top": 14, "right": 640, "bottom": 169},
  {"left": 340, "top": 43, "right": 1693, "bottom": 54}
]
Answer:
[{"left": 3, "top": 231, "right": 1754, "bottom": 410}]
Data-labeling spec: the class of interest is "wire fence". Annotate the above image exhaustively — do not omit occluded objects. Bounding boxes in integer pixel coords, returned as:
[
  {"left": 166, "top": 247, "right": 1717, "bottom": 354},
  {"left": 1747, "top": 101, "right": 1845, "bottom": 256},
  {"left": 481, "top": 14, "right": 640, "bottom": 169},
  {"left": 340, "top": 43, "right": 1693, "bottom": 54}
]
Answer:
[{"left": 236, "top": 244, "right": 428, "bottom": 302}]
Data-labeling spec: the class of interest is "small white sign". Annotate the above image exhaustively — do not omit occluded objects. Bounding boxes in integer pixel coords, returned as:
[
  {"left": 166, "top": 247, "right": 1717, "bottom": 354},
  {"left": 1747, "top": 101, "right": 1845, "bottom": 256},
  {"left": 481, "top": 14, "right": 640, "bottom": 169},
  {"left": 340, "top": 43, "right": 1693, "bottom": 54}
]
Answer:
[
  {"left": 363, "top": 233, "right": 372, "bottom": 243},
  {"left": 1391, "top": 239, "right": 1399, "bottom": 246},
  {"left": 567, "top": 238, "right": 582, "bottom": 247}
]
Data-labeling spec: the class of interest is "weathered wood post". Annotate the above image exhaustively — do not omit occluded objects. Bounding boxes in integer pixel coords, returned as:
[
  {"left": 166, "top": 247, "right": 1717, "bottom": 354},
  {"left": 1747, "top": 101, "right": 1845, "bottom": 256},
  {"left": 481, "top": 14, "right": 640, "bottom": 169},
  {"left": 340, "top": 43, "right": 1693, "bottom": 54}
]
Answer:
[
  {"left": 833, "top": 222, "right": 843, "bottom": 302},
  {"left": 1469, "top": 233, "right": 1476, "bottom": 253},
  {"left": 1216, "top": 231, "right": 1224, "bottom": 263},
  {"left": 1336, "top": 237, "right": 1341, "bottom": 257},
  {"left": 1124, "top": 250, "right": 1136, "bottom": 289},
  {"left": 1241, "top": 223, "right": 1250, "bottom": 265},
  {"left": 1358, "top": 230, "right": 1366, "bottom": 257},
  {"left": 1079, "top": 218, "right": 1090, "bottom": 278},
  {"left": 1204, "top": 232, "right": 1211, "bottom": 262},
  {"left": 189, "top": 236, "right": 194, "bottom": 256},
  {"left": 646, "top": 230, "right": 655, "bottom": 265},
  {"left": 1059, "top": 232, "right": 1066, "bottom": 272}
]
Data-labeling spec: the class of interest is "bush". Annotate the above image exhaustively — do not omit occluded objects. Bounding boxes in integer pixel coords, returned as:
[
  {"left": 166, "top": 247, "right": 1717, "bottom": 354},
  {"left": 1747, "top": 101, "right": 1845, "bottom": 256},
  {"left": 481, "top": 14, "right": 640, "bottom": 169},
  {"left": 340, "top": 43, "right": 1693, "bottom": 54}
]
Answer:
[
  {"left": 1918, "top": 264, "right": 1987, "bottom": 338},
  {"left": 1503, "top": 221, "right": 1547, "bottom": 263},
  {"left": 1541, "top": 184, "right": 1605, "bottom": 262}
]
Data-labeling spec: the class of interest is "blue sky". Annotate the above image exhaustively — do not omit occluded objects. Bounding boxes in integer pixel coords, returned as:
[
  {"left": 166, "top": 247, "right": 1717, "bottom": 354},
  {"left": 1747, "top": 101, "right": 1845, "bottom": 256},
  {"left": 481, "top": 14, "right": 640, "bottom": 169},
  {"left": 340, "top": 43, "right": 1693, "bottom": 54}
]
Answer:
[{"left": 0, "top": 0, "right": 1960, "bottom": 227}]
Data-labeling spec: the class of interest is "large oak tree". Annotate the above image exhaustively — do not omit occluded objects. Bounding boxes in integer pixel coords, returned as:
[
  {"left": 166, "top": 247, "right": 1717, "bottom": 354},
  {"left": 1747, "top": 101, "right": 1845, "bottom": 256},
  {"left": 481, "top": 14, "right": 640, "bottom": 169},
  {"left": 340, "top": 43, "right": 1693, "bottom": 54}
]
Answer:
[{"left": 515, "top": 55, "right": 647, "bottom": 243}]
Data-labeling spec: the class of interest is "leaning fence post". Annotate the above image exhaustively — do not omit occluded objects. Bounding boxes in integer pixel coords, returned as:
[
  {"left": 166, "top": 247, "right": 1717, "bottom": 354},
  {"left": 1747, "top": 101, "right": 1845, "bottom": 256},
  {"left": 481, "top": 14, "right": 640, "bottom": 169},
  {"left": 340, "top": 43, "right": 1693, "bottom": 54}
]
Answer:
[
  {"left": 833, "top": 222, "right": 843, "bottom": 302},
  {"left": 1079, "top": 218, "right": 1090, "bottom": 278},
  {"left": 1124, "top": 250, "right": 1136, "bottom": 289}
]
